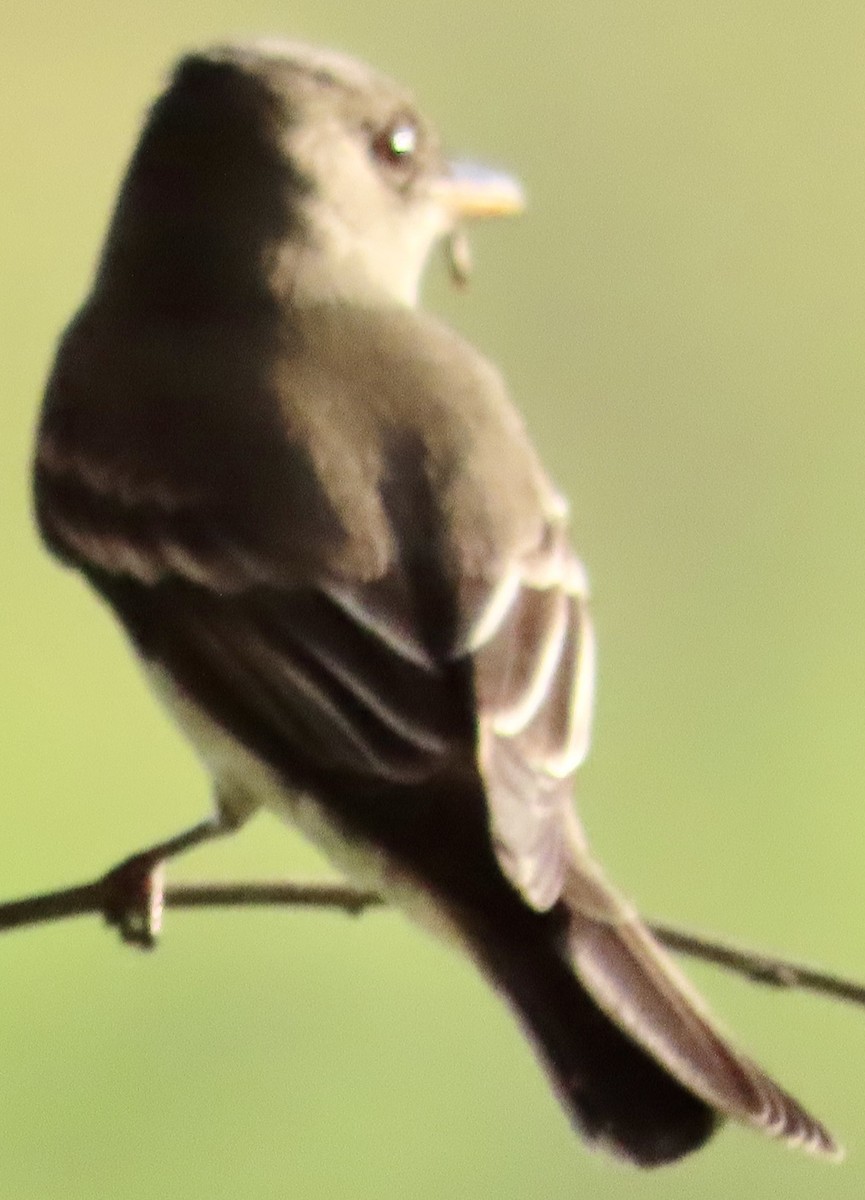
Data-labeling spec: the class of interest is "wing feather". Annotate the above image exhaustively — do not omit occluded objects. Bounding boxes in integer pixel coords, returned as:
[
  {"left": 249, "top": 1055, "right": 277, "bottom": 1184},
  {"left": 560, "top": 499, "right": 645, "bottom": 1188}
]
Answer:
[{"left": 470, "top": 512, "right": 594, "bottom": 908}]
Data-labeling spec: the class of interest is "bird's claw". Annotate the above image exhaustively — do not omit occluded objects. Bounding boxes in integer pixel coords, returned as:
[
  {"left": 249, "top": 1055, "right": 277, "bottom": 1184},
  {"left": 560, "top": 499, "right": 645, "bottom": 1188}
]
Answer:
[{"left": 100, "top": 856, "right": 166, "bottom": 949}]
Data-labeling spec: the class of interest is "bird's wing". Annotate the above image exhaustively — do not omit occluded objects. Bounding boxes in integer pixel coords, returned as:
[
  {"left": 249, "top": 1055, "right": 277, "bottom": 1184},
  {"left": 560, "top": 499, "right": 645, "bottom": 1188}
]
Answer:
[{"left": 35, "top": 367, "right": 612, "bottom": 907}]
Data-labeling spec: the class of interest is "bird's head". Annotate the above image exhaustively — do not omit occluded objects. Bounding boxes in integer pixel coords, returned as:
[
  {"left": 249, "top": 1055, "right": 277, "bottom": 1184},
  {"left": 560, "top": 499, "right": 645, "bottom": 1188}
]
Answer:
[{"left": 99, "top": 40, "right": 524, "bottom": 312}]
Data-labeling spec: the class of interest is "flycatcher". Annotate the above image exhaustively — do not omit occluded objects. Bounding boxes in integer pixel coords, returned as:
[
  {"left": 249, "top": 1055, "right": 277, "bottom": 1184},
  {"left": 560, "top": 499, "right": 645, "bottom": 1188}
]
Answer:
[{"left": 33, "top": 40, "right": 837, "bottom": 1165}]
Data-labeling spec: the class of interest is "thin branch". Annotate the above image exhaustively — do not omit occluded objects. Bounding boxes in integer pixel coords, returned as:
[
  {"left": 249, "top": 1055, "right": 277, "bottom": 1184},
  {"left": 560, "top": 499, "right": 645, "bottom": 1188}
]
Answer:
[
  {"left": 0, "top": 875, "right": 382, "bottom": 935},
  {"left": 163, "top": 878, "right": 384, "bottom": 915},
  {"left": 651, "top": 922, "right": 865, "bottom": 1007},
  {"left": 0, "top": 880, "right": 107, "bottom": 932},
  {"left": 1, "top": 869, "right": 863, "bottom": 1011}
]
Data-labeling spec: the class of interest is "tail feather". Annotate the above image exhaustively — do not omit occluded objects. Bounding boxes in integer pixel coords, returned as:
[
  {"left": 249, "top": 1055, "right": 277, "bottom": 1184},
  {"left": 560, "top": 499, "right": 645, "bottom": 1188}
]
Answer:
[
  {"left": 471, "top": 869, "right": 839, "bottom": 1165},
  {"left": 477, "top": 913, "right": 719, "bottom": 1164}
]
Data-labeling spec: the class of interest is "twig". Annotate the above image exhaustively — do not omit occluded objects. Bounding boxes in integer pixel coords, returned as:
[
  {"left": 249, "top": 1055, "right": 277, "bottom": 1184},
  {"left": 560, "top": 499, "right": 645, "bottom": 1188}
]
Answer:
[
  {"left": 651, "top": 922, "right": 865, "bottom": 1007},
  {"left": 0, "top": 875, "right": 381, "bottom": 934},
  {"left": 163, "top": 878, "right": 383, "bottom": 915},
  {"left": 0, "top": 880, "right": 107, "bottom": 932},
  {"left": 1, "top": 869, "right": 863, "bottom": 1010}
]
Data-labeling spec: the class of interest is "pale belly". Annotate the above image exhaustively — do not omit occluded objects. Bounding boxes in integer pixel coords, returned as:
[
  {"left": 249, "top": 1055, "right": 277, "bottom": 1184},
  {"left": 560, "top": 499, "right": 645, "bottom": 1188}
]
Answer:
[{"left": 144, "top": 663, "right": 465, "bottom": 945}]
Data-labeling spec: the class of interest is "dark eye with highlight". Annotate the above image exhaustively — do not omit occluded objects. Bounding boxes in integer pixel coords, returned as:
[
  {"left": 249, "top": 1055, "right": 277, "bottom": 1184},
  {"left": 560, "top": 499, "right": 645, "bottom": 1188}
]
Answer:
[{"left": 371, "top": 118, "right": 420, "bottom": 170}]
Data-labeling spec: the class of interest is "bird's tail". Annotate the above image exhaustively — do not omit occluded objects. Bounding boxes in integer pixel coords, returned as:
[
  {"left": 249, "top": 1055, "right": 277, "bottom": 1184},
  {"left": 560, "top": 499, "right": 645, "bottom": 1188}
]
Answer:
[{"left": 468, "top": 862, "right": 838, "bottom": 1165}]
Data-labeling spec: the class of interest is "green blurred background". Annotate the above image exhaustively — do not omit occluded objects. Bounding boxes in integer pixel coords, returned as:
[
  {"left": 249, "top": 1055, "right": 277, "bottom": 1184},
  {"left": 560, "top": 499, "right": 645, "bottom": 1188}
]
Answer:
[{"left": 4, "top": 2, "right": 865, "bottom": 1197}]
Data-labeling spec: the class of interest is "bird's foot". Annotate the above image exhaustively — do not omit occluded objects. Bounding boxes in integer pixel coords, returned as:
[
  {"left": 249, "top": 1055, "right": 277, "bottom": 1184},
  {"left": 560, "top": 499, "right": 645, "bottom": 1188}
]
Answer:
[{"left": 101, "top": 854, "right": 166, "bottom": 949}]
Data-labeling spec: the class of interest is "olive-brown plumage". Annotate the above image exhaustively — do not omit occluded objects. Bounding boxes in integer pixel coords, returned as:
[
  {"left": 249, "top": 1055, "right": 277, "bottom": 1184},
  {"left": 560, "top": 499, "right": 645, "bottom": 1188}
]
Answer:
[{"left": 34, "top": 40, "right": 838, "bottom": 1165}]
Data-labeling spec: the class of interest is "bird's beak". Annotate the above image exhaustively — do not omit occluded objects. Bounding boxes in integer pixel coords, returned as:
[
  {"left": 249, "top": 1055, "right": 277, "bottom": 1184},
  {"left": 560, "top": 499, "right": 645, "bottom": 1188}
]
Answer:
[
  {"left": 432, "top": 159, "right": 526, "bottom": 221},
  {"left": 433, "top": 159, "right": 524, "bottom": 289}
]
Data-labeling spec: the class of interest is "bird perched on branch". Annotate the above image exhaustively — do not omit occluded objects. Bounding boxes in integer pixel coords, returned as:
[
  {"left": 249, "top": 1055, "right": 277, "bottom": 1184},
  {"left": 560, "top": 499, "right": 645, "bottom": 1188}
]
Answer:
[{"left": 34, "top": 39, "right": 838, "bottom": 1166}]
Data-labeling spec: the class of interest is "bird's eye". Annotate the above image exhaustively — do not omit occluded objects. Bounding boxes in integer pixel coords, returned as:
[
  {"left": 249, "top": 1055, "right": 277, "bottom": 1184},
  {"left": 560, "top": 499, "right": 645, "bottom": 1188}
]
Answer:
[{"left": 372, "top": 119, "right": 419, "bottom": 169}]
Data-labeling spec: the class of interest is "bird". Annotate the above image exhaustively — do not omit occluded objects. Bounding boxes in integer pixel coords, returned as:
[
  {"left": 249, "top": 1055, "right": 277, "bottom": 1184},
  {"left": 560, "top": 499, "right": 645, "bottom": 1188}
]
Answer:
[{"left": 33, "top": 39, "right": 838, "bottom": 1166}]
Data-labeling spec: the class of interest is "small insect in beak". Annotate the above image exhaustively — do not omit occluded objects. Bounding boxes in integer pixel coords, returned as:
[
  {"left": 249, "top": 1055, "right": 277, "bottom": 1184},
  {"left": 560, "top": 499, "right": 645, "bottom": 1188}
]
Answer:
[{"left": 445, "top": 226, "right": 473, "bottom": 288}]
